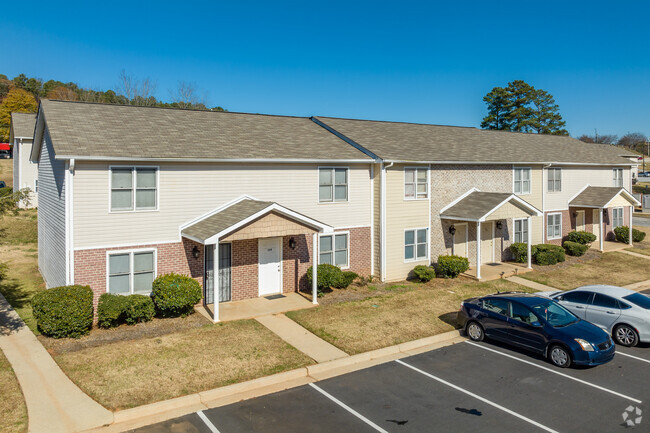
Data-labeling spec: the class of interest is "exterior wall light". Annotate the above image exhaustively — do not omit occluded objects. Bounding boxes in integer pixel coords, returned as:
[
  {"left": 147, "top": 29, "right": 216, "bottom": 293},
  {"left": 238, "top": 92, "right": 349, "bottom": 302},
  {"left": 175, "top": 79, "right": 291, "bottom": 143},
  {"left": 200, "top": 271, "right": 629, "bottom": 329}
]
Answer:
[
  {"left": 496, "top": 221, "right": 503, "bottom": 230},
  {"left": 289, "top": 237, "right": 297, "bottom": 250},
  {"left": 449, "top": 225, "right": 456, "bottom": 235},
  {"left": 192, "top": 245, "right": 200, "bottom": 259}
]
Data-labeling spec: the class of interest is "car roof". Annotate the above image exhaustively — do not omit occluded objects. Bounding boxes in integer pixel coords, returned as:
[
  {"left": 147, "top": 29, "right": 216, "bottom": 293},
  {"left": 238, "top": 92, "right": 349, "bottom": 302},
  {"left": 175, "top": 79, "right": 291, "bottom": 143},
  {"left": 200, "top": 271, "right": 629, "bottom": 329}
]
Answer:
[
  {"left": 484, "top": 293, "right": 551, "bottom": 307},
  {"left": 571, "top": 285, "right": 635, "bottom": 298}
]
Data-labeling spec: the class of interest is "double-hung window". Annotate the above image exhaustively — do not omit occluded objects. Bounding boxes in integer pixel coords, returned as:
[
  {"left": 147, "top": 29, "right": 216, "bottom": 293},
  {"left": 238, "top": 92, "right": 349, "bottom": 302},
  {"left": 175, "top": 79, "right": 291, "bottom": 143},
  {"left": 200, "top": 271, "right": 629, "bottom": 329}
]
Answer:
[
  {"left": 514, "top": 168, "right": 531, "bottom": 194},
  {"left": 613, "top": 169, "right": 624, "bottom": 187},
  {"left": 111, "top": 167, "right": 158, "bottom": 211},
  {"left": 319, "top": 168, "right": 348, "bottom": 202},
  {"left": 548, "top": 168, "right": 561, "bottom": 192},
  {"left": 405, "top": 167, "right": 428, "bottom": 199},
  {"left": 514, "top": 218, "right": 528, "bottom": 244},
  {"left": 108, "top": 250, "right": 155, "bottom": 294},
  {"left": 405, "top": 228, "right": 428, "bottom": 261},
  {"left": 319, "top": 233, "right": 348, "bottom": 267},
  {"left": 612, "top": 207, "right": 624, "bottom": 228},
  {"left": 547, "top": 214, "right": 562, "bottom": 240}
]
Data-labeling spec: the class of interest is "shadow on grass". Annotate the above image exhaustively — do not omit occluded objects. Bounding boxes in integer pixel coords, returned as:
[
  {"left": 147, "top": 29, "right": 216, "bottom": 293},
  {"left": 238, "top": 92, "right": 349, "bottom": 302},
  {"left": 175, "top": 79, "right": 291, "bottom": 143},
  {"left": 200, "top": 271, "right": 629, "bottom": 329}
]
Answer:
[
  {"left": 438, "top": 311, "right": 461, "bottom": 329},
  {"left": 0, "top": 278, "right": 32, "bottom": 310},
  {"left": 0, "top": 288, "right": 27, "bottom": 336}
]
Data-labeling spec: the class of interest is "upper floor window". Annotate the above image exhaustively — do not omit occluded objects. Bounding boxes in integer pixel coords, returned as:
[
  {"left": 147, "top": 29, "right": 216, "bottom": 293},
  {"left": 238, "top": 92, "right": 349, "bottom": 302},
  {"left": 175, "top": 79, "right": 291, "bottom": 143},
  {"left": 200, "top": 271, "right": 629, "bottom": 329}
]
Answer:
[
  {"left": 405, "top": 167, "right": 428, "bottom": 199},
  {"left": 514, "top": 168, "right": 531, "bottom": 194},
  {"left": 319, "top": 168, "right": 348, "bottom": 202},
  {"left": 110, "top": 167, "right": 158, "bottom": 211},
  {"left": 548, "top": 168, "right": 561, "bottom": 192},
  {"left": 613, "top": 169, "right": 624, "bottom": 188},
  {"left": 108, "top": 250, "right": 155, "bottom": 295}
]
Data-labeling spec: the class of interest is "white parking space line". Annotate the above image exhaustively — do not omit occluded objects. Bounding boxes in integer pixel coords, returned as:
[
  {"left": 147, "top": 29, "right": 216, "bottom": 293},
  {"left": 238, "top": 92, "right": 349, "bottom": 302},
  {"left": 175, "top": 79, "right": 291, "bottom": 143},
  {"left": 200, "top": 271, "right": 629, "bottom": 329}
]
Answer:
[
  {"left": 466, "top": 341, "right": 642, "bottom": 404},
  {"left": 617, "top": 351, "right": 650, "bottom": 364},
  {"left": 197, "top": 410, "right": 221, "bottom": 433},
  {"left": 308, "top": 383, "right": 390, "bottom": 433},
  {"left": 395, "top": 359, "right": 559, "bottom": 433}
]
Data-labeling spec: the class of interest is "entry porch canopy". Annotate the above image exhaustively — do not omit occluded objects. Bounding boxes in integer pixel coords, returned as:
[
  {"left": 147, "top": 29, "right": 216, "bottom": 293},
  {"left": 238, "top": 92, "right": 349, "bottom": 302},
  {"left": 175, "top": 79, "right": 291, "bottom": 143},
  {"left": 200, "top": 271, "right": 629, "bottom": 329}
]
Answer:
[
  {"left": 569, "top": 186, "right": 640, "bottom": 251},
  {"left": 180, "top": 195, "right": 333, "bottom": 322},
  {"left": 440, "top": 189, "right": 543, "bottom": 279}
]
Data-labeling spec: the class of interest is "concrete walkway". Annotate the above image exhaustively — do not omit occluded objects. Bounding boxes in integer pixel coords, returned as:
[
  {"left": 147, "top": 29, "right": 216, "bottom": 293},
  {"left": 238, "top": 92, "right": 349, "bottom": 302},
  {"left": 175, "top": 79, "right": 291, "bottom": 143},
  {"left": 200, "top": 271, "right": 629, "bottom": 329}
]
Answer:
[
  {"left": 505, "top": 275, "right": 558, "bottom": 292},
  {"left": 618, "top": 249, "right": 650, "bottom": 260},
  {"left": 0, "top": 293, "right": 113, "bottom": 433},
  {"left": 256, "top": 314, "right": 349, "bottom": 363}
]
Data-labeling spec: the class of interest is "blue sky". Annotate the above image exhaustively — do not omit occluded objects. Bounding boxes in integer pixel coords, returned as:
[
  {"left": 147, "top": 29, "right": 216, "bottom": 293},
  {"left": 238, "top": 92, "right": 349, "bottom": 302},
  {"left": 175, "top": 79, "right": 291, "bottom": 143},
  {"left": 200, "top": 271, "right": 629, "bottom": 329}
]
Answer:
[{"left": 4, "top": 0, "right": 650, "bottom": 137}]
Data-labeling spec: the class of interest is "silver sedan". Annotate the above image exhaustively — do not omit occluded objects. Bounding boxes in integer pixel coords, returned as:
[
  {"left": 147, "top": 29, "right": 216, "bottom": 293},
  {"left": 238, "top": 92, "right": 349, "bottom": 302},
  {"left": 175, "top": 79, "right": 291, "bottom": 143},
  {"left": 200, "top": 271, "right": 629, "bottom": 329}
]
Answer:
[{"left": 543, "top": 285, "right": 650, "bottom": 347}]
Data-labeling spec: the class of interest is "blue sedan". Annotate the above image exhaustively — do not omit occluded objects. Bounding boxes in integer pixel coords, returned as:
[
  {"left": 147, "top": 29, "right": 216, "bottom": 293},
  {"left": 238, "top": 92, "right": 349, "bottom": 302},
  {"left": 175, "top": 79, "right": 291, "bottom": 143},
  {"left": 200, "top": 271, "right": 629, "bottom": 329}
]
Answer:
[{"left": 457, "top": 292, "right": 615, "bottom": 368}]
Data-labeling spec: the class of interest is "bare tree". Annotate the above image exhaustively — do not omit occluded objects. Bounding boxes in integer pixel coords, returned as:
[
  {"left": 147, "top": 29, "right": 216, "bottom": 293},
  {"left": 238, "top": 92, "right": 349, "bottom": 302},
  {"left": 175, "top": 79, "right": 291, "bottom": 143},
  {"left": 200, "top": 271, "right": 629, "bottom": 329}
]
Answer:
[
  {"left": 115, "top": 70, "right": 157, "bottom": 106},
  {"left": 577, "top": 133, "right": 618, "bottom": 145},
  {"left": 618, "top": 132, "right": 647, "bottom": 152},
  {"left": 170, "top": 81, "right": 206, "bottom": 109}
]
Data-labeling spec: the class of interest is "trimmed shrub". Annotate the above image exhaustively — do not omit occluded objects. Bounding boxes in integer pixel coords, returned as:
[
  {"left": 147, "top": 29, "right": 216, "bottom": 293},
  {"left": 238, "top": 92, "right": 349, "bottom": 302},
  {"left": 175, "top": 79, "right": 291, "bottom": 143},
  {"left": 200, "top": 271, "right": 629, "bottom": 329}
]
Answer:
[
  {"left": 533, "top": 244, "right": 566, "bottom": 266},
  {"left": 97, "top": 293, "right": 128, "bottom": 328},
  {"left": 123, "top": 295, "right": 155, "bottom": 325},
  {"left": 151, "top": 273, "right": 202, "bottom": 318},
  {"left": 332, "top": 271, "right": 358, "bottom": 289},
  {"left": 306, "top": 264, "right": 344, "bottom": 290},
  {"left": 614, "top": 226, "right": 647, "bottom": 243},
  {"left": 32, "top": 285, "right": 93, "bottom": 338},
  {"left": 563, "top": 240, "right": 589, "bottom": 257},
  {"left": 412, "top": 265, "right": 436, "bottom": 282},
  {"left": 567, "top": 231, "right": 597, "bottom": 245},
  {"left": 509, "top": 242, "right": 536, "bottom": 263},
  {"left": 436, "top": 255, "right": 469, "bottom": 279}
]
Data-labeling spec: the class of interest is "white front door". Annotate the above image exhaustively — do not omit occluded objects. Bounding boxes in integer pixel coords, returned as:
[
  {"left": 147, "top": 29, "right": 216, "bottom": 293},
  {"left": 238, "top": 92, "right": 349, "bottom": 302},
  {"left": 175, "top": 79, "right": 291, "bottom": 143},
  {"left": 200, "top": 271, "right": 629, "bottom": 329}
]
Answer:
[
  {"left": 258, "top": 237, "right": 282, "bottom": 296},
  {"left": 481, "top": 222, "right": 494, "bottom": 264},
  {"left": 454, "top": 223, "right": 468, "bottom": 258},
  {"left": 576, "top": 210, "right": 585, "bottom": 232},
  {"left": 592, "top": 209, "right": 600, "bottom": 242}
]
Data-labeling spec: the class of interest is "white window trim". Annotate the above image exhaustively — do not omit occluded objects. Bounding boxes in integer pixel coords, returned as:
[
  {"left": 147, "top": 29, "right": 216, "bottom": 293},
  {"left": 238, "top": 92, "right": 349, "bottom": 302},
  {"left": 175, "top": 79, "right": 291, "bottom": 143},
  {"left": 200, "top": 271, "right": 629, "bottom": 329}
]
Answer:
[
  {"left": 108, "top": 166, "right": 160, "bottom": 213},
  {"left": 317, "top": 166, "right": 350, "bottom": 204},
  {"left": 404, "top": 166, "right": 429, "bottom": 200},
  {"left": 612, "top": 207, "right": 624, "bottom": 228},
  {"left": 105, "top": 248, "right": 157, "bottom": 295},
  {"left": 547, "top": 168, "right": 562, "bottom": 193},
  {"left": 404, "top": 227, "right": 430, "bottom": 263},
  {"left": 613, "top": 168, "right": 624, "bottom": 188},
  {"left": 547, "top": 213, "right": 562, "bottom": 240},
  {"left": 513, "top": 167, "right": 532, "bottom": 195},
  {"left": 318, "top": 231, "right": 350, "bottom": 269},
  {"left": 513, "top": 218, "right": 529, "bottom": 244}
]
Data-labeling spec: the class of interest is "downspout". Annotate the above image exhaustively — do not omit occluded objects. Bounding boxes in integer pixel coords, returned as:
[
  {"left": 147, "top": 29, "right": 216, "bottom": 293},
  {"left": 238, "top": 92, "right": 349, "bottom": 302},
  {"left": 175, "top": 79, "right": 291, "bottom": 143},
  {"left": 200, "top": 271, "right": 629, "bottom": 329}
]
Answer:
[
  {"left": 542, "top": 163, "right": 552, "bottom": 242},
  {"left": 65, "top": 159, "right": 75, "bottom": 285},
  {"left": 380, "top": 162, "right": 393, "bottom": 282}
]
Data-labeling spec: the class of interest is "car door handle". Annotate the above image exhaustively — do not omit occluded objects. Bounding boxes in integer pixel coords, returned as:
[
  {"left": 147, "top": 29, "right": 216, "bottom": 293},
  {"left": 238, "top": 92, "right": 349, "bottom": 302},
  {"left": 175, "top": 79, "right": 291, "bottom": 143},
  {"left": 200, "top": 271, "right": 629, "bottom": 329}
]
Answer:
[
  {"left": 575, "top": 305, "right": 584, "bottom": 309},
  {"left": 606, "top": 311, "right": 616, "bottom": 314}
]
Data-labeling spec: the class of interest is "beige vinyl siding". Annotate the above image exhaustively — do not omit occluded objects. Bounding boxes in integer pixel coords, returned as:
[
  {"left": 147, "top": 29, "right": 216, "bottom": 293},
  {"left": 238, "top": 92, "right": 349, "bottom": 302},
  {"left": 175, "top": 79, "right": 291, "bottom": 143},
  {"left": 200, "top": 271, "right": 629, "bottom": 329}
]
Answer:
[
  {"left": 486, "top": 202, "right": 532, "bottom": 220},
  {"left": 530, "top": 215, "right": 544, "bottom": 244},
  {"left": 373, "top": 164, "right": 381, "bottom": 277},
  {"left": 38, "top": 128, "right": 67, "bottom": 287},
  {"left": 545, "top": 166, "right": 631, "bottom": 211},
  {"left": 13, "top": 139, "right": 39, "bottom": 208},
  {"left": 384, "top": 164, "right": 430, "bottom": 281},
  {"left": 608, "top": 195, "right": 635, "bottom": 208},
  {"left": 73, "top": 162, "right": 371, "bottom": 249}
]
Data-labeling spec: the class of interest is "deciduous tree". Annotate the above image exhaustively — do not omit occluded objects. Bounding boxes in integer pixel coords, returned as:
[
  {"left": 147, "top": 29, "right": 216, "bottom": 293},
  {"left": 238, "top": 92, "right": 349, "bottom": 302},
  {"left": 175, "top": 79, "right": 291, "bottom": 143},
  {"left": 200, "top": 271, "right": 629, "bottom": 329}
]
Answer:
[{"left": 0, "top": 88, "right": 38, "bottom": 141}]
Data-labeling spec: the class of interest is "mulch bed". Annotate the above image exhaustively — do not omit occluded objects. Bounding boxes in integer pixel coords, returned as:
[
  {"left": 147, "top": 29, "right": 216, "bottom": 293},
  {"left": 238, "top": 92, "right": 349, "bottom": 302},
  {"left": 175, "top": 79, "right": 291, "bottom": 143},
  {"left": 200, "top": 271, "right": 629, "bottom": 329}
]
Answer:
[{"left": 40, "top": 312, "right": 210, "bottom": 355}]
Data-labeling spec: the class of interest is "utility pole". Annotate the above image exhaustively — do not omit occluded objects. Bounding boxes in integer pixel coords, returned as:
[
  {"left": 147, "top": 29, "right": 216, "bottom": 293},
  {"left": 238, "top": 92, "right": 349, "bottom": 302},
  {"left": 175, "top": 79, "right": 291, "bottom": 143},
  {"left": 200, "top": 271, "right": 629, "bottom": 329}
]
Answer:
[{"left": 645, "top": 138, "right": 650, "bottom": 174}]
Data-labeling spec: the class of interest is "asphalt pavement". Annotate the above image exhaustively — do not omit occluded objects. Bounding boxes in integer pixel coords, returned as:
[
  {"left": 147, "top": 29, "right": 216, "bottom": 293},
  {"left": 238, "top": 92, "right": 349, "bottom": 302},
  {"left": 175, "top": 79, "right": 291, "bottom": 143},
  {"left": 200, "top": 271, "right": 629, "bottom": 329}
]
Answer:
[
  {"left": 634, "top": 215, "right": 650, "bottom": 227},
  {"left": 131, "top": 338, "right": 650, "bottom": 432}
]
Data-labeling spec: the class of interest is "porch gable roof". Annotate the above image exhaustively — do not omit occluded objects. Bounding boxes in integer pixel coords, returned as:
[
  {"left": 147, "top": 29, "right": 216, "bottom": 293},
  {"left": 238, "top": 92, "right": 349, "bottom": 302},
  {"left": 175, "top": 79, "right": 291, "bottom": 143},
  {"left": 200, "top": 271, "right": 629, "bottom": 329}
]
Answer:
[
  {"left": 181, "top": 196, "right": 333, "bottom": 244},
  {"left": 569, "top": 186, "right": 640, "bottom": 208},
  {"left": 440, "top": 190, "right": 542, "bottom": 222}
]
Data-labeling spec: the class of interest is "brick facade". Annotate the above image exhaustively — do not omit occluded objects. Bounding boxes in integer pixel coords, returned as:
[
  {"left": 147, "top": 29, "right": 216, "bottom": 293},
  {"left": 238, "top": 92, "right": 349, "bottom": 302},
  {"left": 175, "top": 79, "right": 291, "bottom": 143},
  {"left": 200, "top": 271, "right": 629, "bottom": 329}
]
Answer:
[
  {"left": 543, "top": 206, "right": 631, "bottom": 244},
  {"left": 74, "top": 227, "right": 372, "bottom": 307}
]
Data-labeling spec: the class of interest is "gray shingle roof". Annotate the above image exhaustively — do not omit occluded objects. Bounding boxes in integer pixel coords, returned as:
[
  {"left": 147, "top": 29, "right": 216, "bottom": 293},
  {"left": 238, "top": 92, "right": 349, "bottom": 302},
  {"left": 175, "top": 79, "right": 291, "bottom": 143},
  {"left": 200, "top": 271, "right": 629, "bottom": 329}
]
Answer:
[
  {"left": 10, "top": 112, "right": 36, "bottom": 139},
  {"left": 569, "top": 186, "right": 635, "bottom": 208},
  {"left": 39, "top": 100, "right": 372, "bottom": 161},
  {"left": 440, "top": 191, "right": 540, "bottom": 221},
  {"left": 181, "top": 199, "right": 274, "bottom": 242},
  {"left": 315, "top": 116, "right": 634, "bottom": 165}
]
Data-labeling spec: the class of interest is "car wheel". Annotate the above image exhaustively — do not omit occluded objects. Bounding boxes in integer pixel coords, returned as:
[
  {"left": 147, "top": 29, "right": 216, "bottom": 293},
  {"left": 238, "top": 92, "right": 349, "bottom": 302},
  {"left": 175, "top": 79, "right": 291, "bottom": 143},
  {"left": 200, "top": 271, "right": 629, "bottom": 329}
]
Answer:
[
  {"left": 614, "top": 324, "right": 639, "bottom": 347},
  {"left": 549, "top": 344, "right": 572, "bottom": 368},
  {"left": 466, "top": 321, "right": 484, "bottom": 342}
]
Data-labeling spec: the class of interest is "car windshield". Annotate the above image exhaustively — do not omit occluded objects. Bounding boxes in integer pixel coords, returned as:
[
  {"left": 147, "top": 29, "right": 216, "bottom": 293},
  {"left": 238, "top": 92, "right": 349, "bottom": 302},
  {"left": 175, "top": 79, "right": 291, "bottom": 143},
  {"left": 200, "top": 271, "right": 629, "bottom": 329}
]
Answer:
[
  {"left": 623, "top": 293, "right": 650, "bottom": 310},
  {"left": 531, "top": 300, "right": 578, "bottom": 327}
]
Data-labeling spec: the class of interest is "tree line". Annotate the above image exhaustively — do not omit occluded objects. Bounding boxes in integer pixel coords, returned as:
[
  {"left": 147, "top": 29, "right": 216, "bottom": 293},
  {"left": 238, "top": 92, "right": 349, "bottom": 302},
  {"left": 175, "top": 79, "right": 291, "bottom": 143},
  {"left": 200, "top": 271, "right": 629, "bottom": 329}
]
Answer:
[{"left": 0, "top": 71, "right": 226, "bottom": 142}]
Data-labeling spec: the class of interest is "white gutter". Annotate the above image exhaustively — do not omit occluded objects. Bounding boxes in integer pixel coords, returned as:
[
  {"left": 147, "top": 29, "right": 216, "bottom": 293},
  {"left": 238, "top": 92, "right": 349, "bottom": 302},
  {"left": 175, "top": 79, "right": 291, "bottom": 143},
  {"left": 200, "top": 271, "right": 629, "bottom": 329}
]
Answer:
[
  {"left": 542, "top": 163, "right": 552, "bottom": 243},
  {"left": 382, "top": 160, "right": 633, "bottom": 167},
  {"left": 380, "top": 162, "right": 393, "bottom": 282},
  {"left": 54, "top": 156, "right": 374, "bottom": 163}
]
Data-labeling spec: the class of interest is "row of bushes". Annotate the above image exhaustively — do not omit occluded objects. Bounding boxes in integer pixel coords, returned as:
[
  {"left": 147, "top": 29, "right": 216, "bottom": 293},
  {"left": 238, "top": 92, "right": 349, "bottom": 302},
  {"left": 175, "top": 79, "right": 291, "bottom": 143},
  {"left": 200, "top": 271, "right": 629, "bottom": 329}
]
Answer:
[
  {"left": 614, "top": 226, "right": 646, "bottom": 243},
  {"left": 32, "top": 273, "right": 202, "bottom": 338},
  {"left": 413, "top": 255, "right": 470, "bottom": 281},
  {"left": 510, "top": 243, "right": 567, "bottom": 265},
  {"left": 306, "top": 264, "right": 358, "bottom": 294}
]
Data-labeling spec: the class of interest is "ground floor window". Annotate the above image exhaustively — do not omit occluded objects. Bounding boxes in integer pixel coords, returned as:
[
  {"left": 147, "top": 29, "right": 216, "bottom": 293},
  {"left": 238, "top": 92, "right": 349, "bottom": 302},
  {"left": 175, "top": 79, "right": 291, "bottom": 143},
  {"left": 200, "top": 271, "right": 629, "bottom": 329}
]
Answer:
[
  {"left": 514, "top": 218, "right": 528, "bottom": 244},
  {"left": 319, "top": 233, "right": 349, "bottom": 268},
  {"left": 547, "top": 214, "right": 562, "bottom": 240},
  {"left": 612, "top": 207, "right": 624, "bottom": 228},
  {"left": 405, "top": 228, "right": 428, "bottom": 261},
  {"left": 108, "top": 249, "right": 156, "bottom": 294}
]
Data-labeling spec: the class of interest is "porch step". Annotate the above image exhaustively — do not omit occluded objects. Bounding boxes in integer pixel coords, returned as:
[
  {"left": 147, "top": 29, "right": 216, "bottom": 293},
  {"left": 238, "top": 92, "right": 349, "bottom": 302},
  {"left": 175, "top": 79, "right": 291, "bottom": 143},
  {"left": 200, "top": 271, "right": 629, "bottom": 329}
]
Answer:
[{"left": 256, "top": 314, "right": 349, "bottom": 363}]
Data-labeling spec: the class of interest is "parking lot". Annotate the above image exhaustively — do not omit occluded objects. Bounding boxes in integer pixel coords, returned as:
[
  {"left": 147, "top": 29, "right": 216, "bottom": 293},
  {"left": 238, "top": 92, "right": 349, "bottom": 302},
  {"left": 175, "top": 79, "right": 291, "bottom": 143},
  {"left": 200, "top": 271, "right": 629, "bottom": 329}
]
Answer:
[{"left": 132, "top": 337, "right": 650, "bottom": 433}]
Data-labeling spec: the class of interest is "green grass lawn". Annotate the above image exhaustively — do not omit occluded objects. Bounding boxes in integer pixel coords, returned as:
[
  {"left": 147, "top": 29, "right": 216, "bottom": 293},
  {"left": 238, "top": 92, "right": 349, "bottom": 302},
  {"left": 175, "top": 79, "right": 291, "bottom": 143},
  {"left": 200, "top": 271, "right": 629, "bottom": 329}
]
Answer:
[
  {"left": 287, "top": 278, "right": 533, "bottom": 355},
  {"left": 0, "top": 350, "right": 27, "bottom": 433}
]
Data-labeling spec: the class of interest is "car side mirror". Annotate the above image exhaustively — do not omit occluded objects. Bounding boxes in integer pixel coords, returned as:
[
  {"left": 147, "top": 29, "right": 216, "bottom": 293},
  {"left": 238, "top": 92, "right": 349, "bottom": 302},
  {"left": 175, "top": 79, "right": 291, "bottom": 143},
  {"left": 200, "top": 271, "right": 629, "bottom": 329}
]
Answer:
[{"left": 555, "top": 296, "right": 563, "bottom": 301}]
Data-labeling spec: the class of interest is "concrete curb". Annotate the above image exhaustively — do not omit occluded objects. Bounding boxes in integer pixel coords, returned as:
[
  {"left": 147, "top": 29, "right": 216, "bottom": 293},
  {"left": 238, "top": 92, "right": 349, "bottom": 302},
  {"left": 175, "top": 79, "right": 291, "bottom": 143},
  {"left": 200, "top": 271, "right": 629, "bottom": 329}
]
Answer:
[{"left": 83, "top": 329, "right": 464, "bottom": 432}]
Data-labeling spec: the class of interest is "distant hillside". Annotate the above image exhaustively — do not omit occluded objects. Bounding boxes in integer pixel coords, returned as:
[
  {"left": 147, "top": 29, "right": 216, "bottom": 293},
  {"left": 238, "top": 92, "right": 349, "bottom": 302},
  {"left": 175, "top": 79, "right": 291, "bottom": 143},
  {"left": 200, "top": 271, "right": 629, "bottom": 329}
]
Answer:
[{"left": 0, "top": 72, "right": 226, "bottom": 141}]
